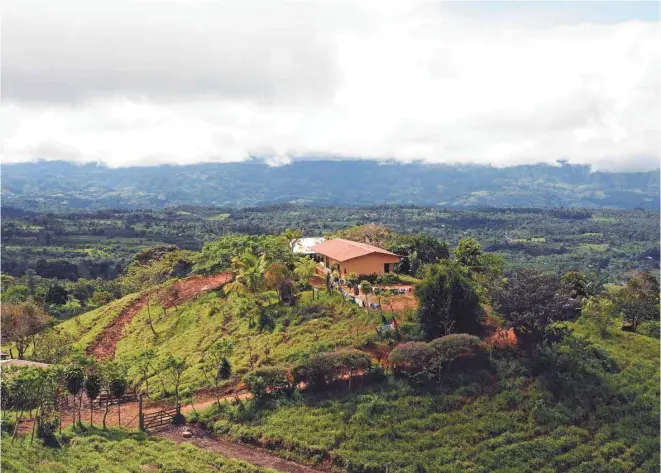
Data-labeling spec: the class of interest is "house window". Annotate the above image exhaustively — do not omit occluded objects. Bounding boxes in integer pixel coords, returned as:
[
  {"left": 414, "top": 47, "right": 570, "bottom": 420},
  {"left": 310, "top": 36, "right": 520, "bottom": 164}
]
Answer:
[{"left": 384, "top": 263, "right": 390, "bottom": 273}]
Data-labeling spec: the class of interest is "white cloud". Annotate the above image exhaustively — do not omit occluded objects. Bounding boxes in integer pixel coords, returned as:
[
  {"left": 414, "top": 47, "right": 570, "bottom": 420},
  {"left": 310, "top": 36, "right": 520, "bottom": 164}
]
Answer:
[{"left": 1, "top": 1, "right": 659, "bottom": 171}]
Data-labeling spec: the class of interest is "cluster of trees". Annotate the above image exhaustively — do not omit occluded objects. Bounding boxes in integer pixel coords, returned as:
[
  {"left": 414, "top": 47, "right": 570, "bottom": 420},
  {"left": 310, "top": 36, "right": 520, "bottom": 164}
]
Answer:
[
  {"left": 3, "top": 205, "right": 657, "bottom": 285},
  {"left": 243, "top": 349, "right": 375, "bottom": 400},
  {"left": 413, "top": 237, "right": 505, "bottom": 340},
  {"left": 1, "top": 272, "right": 123, "bottom": 320},
  {"left": 389, "top": 334, "right": 484, "bottom": 384},
  {"left": 1, "top": 358, "right": 129, "bottom": 443},
  {"left": 2, "top": 217, "right": 657, "bottom": 449},
  {"left": 413, "top": 235, "right": 658, "bottom": 364}
]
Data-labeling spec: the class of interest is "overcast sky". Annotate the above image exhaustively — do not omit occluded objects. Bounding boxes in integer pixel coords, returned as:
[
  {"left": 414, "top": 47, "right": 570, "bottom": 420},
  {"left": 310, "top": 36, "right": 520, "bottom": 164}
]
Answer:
[{"left": 2, "top": 0, "right": 659, "bottom": 170}]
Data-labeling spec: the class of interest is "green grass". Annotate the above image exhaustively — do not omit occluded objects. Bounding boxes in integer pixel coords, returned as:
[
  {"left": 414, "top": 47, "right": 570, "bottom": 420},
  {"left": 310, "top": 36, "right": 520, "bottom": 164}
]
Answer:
[
  {"left": 200, "top": 321, "right": 659, "bottom": 473},
  {"left": 115, "top": 291, "right": 387, "bottom": 395},
  {"left": 1, "top": 428, "right": 271, "bottom": 473},
  {"left": 56, "top": 289, "right": 390, "bottom": 397},
  {"left": 57, "top": 293, "right": 143, "bottom": 350},
  {"left": 396, "top": 274, "right": 423, "bottom": 284}
]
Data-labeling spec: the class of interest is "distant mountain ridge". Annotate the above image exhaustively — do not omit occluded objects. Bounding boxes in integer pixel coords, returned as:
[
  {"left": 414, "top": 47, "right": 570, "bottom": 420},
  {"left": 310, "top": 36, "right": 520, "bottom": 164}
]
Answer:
[{"left": 1, "top": 160, "right": 659, "bottom": 211}]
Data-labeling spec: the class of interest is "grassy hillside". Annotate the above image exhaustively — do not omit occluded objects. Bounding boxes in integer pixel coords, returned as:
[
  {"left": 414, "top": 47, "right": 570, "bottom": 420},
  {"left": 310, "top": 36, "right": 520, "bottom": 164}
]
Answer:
[
  {"left": 196, "top": 320, "right": 659, "bottom": 473},
  {"left": 55, "top": 289, "right": 392, "bottom": 396},
  {"left": 58, "top": 293, "right": 142, "bottom": 350},
  {"left": 1, "top": 429, "right": 270, "bottom": 473}
]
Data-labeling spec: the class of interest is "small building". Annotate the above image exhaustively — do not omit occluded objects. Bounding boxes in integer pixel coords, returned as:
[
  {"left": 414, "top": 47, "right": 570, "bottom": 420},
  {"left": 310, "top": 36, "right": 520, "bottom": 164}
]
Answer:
[{"left": 311, "top": 239, "right": 400, "bottom": 277}]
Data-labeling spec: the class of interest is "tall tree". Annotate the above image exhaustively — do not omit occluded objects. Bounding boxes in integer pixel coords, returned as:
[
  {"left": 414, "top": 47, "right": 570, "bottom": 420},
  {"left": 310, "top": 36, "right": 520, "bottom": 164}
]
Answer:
[
  {"left": 615, "top": 272, "right": 660, "bottom": 332},
  {"left": 164, "top": 356, "right": 187, "bottom": 413},
  {"left": 494, "top": 268, "right": 572, "bottom": 356},
  {"left": 84, "top": 374, "right": 102, "bottom": 426},
  {"left": 389, "top": 234, "right": 450, "bottom": 276},
  {"left": 200, "top": 338, "right": 235, "bottom": 405},
  {"left": 1, "top": 302, "right": 51, "bottom": 359},
  {"left": 454, "top": 237, "right": 483, "bottom": 273},
  {"left": 109, "top": 377, "right": 128, "bottom": 426},
  {"left": 414, "top": 261, "right": 483, "bottom": 340},
  {"left": 282, "top": 228, "right": 304, "bottom": 252},
  {"left": 64, "top": 366, "right": 85, "bottom": 427}
]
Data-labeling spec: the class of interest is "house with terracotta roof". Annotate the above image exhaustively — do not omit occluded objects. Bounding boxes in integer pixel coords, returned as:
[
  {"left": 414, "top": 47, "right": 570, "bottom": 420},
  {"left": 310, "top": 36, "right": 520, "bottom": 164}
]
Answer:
[{"left": 311, "top": 239, "right": 401, "bottom": 277}]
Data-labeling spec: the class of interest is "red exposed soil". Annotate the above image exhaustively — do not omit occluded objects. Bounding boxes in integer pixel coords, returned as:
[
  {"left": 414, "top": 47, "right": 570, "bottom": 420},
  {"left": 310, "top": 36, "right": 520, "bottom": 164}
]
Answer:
[
  {"left": 164, "top": 273, "right": 233, "bottom": 308},
  {"left": 86, "top": 273, "right": 232, "bottom": 360},
  {"left": 485, "top": 328, "right": 517, "bottom": 348}
]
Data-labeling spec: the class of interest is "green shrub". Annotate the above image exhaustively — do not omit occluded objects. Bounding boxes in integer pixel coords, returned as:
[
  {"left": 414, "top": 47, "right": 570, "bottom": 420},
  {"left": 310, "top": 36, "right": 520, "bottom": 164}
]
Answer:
[
  {"left": 293, "top": 349, "right": 372, "bottom": 389},
  {"left": 375, "top": 273, "right": 399, "bottom": 285},
  {"left": 428, "top": 333, "right": 484, "bottom": 368},
  {"left": 36, "top": 412, "right": 59, "bottom": 441},
  {"left": 244, "top": 366, "right": 291, "bottom": 398},
  {"left": 640, "top": 321, "right": 660, "bottom": 339},
  {"left": 388, "top": 342, "right": 438, "bottom": 381}
]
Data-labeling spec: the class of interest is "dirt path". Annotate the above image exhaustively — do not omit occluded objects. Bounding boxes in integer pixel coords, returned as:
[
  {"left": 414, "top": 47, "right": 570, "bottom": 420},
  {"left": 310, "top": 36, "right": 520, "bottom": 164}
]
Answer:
[
  {"left": 86, "top": 296, "right": 150, "bottom": 359},
  {"left": 86, "top": 273, "right": 232, "bottom": 360},
  {"left": 159, "top": 424, "right": 325, "bottom": 473}
]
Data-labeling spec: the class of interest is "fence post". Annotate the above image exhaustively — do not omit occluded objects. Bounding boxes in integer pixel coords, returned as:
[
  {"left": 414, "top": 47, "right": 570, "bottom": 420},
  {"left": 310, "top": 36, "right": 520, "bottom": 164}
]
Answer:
[{"left": 138, "top": 394, "right": 145, "bottom": 431}]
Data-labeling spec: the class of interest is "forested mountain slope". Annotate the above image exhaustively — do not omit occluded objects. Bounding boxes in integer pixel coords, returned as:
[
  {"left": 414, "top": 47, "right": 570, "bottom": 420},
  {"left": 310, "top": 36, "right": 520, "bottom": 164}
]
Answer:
[{"left": 3, "top": 160, "right": 659, "bottom": 210}]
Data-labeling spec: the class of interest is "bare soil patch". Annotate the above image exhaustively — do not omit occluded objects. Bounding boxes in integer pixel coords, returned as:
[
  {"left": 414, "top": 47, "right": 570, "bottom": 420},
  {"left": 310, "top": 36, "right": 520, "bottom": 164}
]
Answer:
[{"left": 86, "top": 273, "right": 232, "bottom": 360}]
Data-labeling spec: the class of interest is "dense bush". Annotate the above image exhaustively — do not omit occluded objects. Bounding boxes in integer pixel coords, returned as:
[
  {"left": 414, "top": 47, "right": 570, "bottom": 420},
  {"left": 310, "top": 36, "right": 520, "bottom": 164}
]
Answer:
[
  {"left": 37, "top": 412, "right": 59, "bottom": 443},
  {"left": 375, "top": 273, "right": 399, "bottom": 285},
  {"left": 244, "top": 366, "right": 291, "bottom": 399},
  {"left": 389, "top": 335, "right": 486, "bottom": 383},
  {"left": 293, "top": 349, "right": 372, "bottom": 389},
  {"left": 388, "top": 342, "right": 437, "bottom": 377},
  {"left": 428, "top": 333, "right": 484, "bottom": 370}
]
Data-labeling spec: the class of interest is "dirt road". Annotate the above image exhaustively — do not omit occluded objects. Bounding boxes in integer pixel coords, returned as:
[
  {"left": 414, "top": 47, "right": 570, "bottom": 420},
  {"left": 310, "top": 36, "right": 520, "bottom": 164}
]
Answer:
[
  {"left": 86, "top": 273, "right": 232, "bottom": 360},
  {"left": 160, "top": 424, "right": 326, "bottom": 473}
]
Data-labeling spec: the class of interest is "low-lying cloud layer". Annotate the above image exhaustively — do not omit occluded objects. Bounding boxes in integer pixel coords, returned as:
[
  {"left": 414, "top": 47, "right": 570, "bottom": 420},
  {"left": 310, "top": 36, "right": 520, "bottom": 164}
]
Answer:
[{"left": 2, "top": 1, "right": 659, "bottom": 170}]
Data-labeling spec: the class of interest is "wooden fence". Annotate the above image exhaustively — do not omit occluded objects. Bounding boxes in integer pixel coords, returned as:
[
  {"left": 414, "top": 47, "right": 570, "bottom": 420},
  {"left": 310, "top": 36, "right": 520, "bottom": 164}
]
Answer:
[
  {"left": 96, "top": 388, "right": 138, "bottom": 407},
  {"left": 142, "top": 406, "right": 179, "bottom": 431}
]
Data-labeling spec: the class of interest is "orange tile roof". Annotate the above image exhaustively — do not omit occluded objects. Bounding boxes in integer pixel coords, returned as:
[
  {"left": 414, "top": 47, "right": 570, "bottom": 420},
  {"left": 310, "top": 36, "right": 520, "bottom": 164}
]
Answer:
[{"left": 310, "top": 239, "right": 399, "bottom": 262}]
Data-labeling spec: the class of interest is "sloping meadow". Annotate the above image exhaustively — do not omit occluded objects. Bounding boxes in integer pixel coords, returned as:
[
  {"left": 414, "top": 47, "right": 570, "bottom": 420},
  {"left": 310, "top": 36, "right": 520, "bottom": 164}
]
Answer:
[
  {"left": 200, "top": 320, "right": 659, "bottom": 473},
  {"left": 109, "top": 290, "right": 387, "bottom": 397}
]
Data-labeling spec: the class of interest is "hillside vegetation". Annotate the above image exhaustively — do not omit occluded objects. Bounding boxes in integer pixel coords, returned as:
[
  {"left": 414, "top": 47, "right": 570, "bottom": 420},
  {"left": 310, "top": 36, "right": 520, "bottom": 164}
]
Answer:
[
  {"left": 197, "top": 319, "right": 659, "bottom": 473},
  {"left": 2, "top": 428, "right": 270, "bottom": 473},
  {"left": 1, "top": 222, "right": 658, "bottom": 473},
  {"left": 57, "top": 289, "right": 388, "bottom": 397}
]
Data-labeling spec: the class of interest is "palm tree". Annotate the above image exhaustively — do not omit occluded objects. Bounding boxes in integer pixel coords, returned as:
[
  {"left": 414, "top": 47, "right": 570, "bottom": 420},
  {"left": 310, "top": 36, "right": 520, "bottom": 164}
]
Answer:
[
  {"left": 282, "top": 228, "right": 304, "bottom": 252},
  {"left": 224, "top": 249, "right": 267, "bottom": 295}
]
